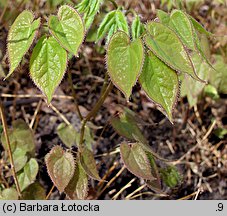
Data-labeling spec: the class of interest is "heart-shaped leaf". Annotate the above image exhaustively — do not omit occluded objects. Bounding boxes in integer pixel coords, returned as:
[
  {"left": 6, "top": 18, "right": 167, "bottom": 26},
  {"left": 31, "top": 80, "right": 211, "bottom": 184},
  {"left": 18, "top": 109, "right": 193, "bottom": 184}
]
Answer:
[
  {"left": 139, "top": 51, "right": 179, "bottom": 122},
  {"left": 79, "top": 145, "right": 101, "bottom": 181},
  {"left": 144, "top": 21, "right": 204, "bottom": 82},
  {"left": 29, "top": 36, "right": 67, "bottom": 103},
  {"left": 65, "top": 159, "right": 88, "bottom": 200},
  {"left": 17, "top": 158, "right": 39, "bottom": 191},
  {"left": 7, "top": 10, "right": 40, "bottom": 79},
  {"left": 57, "top": 123, "right": 80, "bottom": 148},
  {"left": 107, "top": 31, "right": 144, "bottom": 101},
  {"left": 120, "top": 143, "right": 155, "bottom": 180},
  {"left": 45, "top": 146, "right": 75, "bottom": 192},
  {"left": 48, "top": 5, "right": 85, "bottom": 55},
  {"left": 1, "top": 119, "right": 35, "bottom": 154}
]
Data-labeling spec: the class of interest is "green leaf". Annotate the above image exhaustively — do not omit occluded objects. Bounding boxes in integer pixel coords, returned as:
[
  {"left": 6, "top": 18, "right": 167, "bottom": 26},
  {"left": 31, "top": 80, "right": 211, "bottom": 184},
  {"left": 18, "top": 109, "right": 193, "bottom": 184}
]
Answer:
[
  {"left": 110, "top": 108, "right": 147, "bottom": 143},
  {"left": 204, "top": 84, "right": 219, "bottom": 100},
  {"left": 1, "top": 130, "right": 17, "bottom": 152},
  {"left": 0, "top": 188, "right": 18, "bottom": 200},
  {"left": 189, "top": 15, "right": 212, "bottom": 37},
  {"left": 194, "top": 33, "right": 214, "bottom": 71},
  {"left": 21, "top": 182, "right": 46, "bottom": 200},
  {"left": 144, "top": 21, "right": 203, "bottom": 82},
  {"left": 83, "top": 125, "right": 94, "bottom": 151},
  {"left": 97, "top": 9, "right": 129, "bottom": 42},
  {"left": 139, "top": 51, "right": 179, "bottom": 122},
  {"left": 107, "top": 31, "right": 144, "bottom": 101},
  {"left": 145, "top": 152, "right": 162, "bottom": 193},
  {"left": 12, "top": 120, "right": 35, "bottom": 153},
  {"left": 160, "top": 166, "right": 181, "bottom": 188},
  {"left": 45, "top": 146, "right": 75, "bottom": 192},
  {"left": 199, "top": 34, "right": 211, "bottom": 60},
  {"left": 48, "top": 5, "right": 85, "bottom": 55},
  {"left": 76, "top": 0, "right": 102, "bottom": 29},
  {"left": 65, "top": 160, "right": 88, "bottom": 200},
  {"left": 169, "top": 10, "right": 195, "bottom": 50},
  {"left": 12, "top": 147, "right": 28, "bottom": 172},
  {"left": 106, "top": 23, "right": 118, "bottom": 42},
  {"left": 7, "top": 10, "right": 40, "bottom": 78},
  {"left": 209, "top": 55, "right": 227, "bottom": 94},
  {"left": 29, "top": 36, "right": 67, "bottom": 103},
  {"left": 76, "top": 0, "right": 90, "bottom": 11},
  {"left": 131, "top": 15, "right": 145, "bottom": 40},
  {"left": 79, "top": 145, "right": 101, "bottom": 181},
  {"left": 115, "top": 10, "right": 129, "bottom": 35},
  {"left": 157, "top": 10, "right": 170, "bottom": 25},
  {"left": 57, "top": 123, "right": 79, "bottom": 148},
  {"left": 17, "top": 158, "right": 39, "bottom": 191},
  {"left": 181, "top": 53, "right": 210, "bottom": 107},
  {"left": 110, "top": 108, "right": 167, "bottom": 162},
  {"left": 168, "top": 10, "right": 214, "bottom": 71},
  {"left": 120, "top": 143, "right": 155, "bottom": 180},
  {"left": 1, "top": 119, "right": 35, "bottom": 154},
  {"left": 97, "top": 10, "right": 116, "bottom": 41}
]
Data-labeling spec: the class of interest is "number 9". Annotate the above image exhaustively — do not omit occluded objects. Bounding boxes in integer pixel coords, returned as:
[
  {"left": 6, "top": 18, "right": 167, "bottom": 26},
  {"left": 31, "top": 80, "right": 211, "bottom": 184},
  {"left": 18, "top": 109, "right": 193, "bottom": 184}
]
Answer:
[{"left": 218, "top": 203, "right": 223, "bottom": 211}]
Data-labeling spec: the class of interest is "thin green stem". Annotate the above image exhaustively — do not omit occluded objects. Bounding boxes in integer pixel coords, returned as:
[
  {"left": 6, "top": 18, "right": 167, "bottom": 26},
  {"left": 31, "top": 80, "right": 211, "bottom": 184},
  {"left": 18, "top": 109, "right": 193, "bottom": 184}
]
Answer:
[
  {"left": 0, "top": 100, "right": 21, "bottom": 197},
  {"left": 79, "top": 82, "right": 113, "bottom": 147}
]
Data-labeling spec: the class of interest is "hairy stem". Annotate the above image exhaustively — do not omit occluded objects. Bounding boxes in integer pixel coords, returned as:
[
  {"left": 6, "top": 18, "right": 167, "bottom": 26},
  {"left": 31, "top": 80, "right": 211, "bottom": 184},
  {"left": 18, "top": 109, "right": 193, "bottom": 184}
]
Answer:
[
  {"left": 0, "top": 100, "right": 21, "bottom": 197},
  {"left": 79, "top": 82, "right": 113, "bottom": 147}
]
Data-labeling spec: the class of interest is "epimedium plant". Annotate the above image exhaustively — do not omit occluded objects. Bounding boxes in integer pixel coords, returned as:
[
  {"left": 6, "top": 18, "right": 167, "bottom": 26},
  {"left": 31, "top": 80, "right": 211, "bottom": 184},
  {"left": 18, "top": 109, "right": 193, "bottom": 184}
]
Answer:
[{"left": 0, "top": 0, "right": 216, "bottom": 200}]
